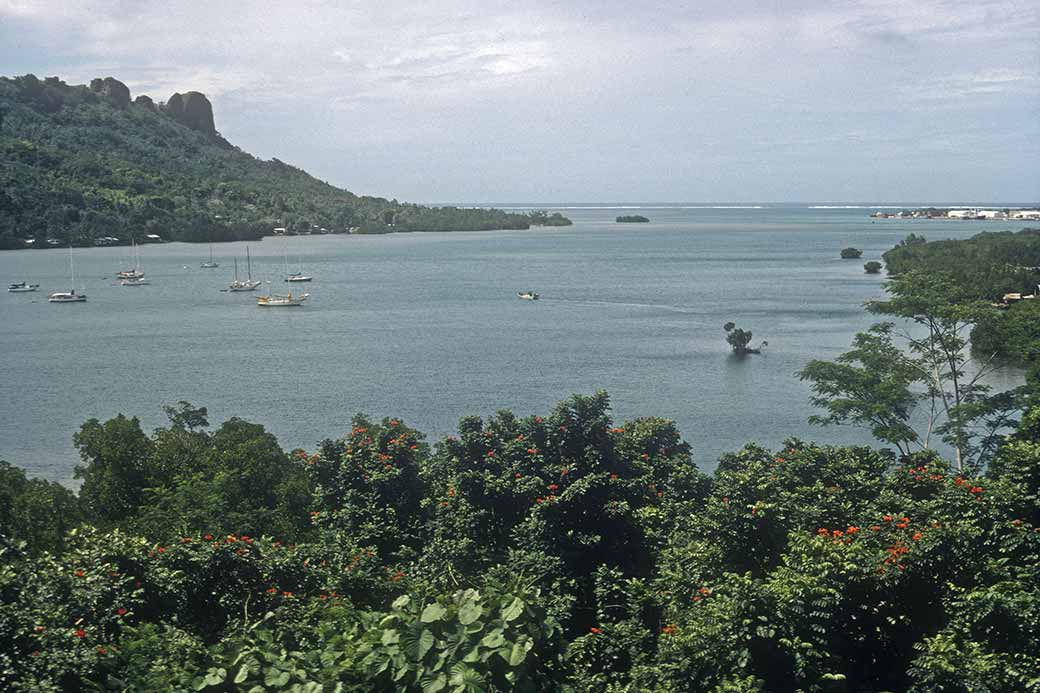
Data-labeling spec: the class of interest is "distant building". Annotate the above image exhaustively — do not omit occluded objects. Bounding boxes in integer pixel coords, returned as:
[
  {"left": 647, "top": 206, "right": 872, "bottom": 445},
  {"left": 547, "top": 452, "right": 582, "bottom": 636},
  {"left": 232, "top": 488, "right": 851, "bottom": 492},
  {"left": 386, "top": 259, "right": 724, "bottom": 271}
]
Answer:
[
  {"left": 977, "top": 210, "right": 1007, "bottom": 219},
  {"left": 1011, "top": 210, "right": 1040, "bottom": 220},
  {"left": 947, "top": 209, "right": 976, "bottom": 218}
]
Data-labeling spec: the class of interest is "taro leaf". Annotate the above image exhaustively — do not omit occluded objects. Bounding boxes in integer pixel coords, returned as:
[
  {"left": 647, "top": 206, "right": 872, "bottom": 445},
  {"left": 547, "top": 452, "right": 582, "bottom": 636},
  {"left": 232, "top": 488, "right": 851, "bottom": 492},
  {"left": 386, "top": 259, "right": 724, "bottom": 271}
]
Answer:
[
  {"left": 449, "top": 663, "right": 487, "bottom": 692},
  {"left": 481, "top": 629, "right": 506, "bottom": 649},
  {"left": 234, "top": 665, "right": 249, "bottom": 684},
  {"left": 457, "top": 599, "right": 483, "bottom": 626},
  {"left": 404, "top": 626, "right": 436, "bottom": 661},
  {"left": 382, "top": 629, "right": 401, "bottom": 646},
  {"left": 421, "top": 673, "right": 448, "bottom": 693},
  {"left": 392, "top": 595, "right": 412, "bottom": 611},
  {"left": 508, "top": 637, "right": 532, "bottom": 667},
  {"left": 421, "top": 602, "right": 447, "bottom": 623},
  {"left": 418, "top": 628, "right": 435, "bottom": 660},
  {"left": 264, "top": 669, "right": 291, "bottom": 688},
  {"left": 501, "top": 597, "right": 524, "bottom": 622}
]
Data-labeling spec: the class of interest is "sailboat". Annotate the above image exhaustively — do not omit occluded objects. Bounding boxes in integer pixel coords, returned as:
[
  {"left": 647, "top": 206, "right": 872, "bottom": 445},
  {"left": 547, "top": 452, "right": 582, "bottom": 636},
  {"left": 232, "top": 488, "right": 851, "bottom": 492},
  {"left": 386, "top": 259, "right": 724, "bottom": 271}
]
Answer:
[
  {"left": 120, "top": 239, "right": 150, "bottom": 285},
  {"left": 283, "top": 243, "right": 312, "bottom": 282},
  {"left": 8, "top": 281, "right": 40, "bottom": 293},
  {"left": 117, "top": 238, "right": 145, "bottom": 280},
  {"left": 229, "top": 246, "right": 262, "bottom": 291},
  {"left": 200, "top": 237, "right": 218, "bottom": 268},
  {"left": 49, "top": 245, "right": 87, "bottom": 302}
]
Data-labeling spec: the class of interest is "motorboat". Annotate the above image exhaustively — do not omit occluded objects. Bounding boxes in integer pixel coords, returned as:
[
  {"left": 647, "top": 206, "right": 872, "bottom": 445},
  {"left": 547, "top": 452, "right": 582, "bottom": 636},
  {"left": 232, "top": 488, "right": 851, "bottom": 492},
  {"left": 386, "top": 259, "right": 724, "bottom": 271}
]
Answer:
[
  {"left": 8, "top": 282, "right": 40, "bottom": 293},
  {"left": 257, "top": 291, "right": 308, "bottom": 307},
  {"left": 285, "top": 274, "right": 313, "bottom": 283},
  {"left": 120, "top": 276, "right": 150, "bottom": 286},
  {"left": 518, "top": 291, "right": 540, "bottom": 300}
]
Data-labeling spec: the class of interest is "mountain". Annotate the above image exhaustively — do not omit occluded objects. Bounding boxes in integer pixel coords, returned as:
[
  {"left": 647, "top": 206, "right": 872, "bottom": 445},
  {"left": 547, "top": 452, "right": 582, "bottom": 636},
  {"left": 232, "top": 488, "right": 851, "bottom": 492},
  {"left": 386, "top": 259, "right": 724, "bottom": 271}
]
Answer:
[{"left": 0, "top": 74, "right": 570, "bottom": 249}]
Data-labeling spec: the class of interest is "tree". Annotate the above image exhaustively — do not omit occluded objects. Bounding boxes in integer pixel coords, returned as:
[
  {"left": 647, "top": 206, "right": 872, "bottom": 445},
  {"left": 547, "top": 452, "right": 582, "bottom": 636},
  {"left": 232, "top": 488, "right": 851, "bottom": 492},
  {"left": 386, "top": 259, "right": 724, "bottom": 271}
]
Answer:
[
  {"left": 840, "top": 247, "right": 863, "bottom": 259},
  {"left": 74, "top": 414, "right": 153, "bottom": 524},
  {"left": 724, "top": 323, "right": 762, "bottom": 354},
  {"left": 864, "top": 261, "right": 882, "bottom": 274},
  {"left": 799, "top": 323, "right": 922, "bottom": 455}
]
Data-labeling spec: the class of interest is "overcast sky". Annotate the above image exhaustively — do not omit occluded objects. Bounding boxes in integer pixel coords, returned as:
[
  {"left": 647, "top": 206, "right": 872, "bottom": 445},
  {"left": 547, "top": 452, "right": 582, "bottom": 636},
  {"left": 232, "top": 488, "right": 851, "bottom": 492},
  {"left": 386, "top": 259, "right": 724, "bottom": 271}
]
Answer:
[{"left": 2, "top": 0, "right": 1038, "bottom": 203}]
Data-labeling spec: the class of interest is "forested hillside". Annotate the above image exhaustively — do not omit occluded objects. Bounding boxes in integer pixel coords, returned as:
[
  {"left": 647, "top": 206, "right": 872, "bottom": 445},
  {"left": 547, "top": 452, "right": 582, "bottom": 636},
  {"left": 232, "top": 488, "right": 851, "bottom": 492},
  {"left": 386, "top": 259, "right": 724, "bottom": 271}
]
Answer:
[{"left": 0, "top": 74, "right": 569, "bottom": 249}]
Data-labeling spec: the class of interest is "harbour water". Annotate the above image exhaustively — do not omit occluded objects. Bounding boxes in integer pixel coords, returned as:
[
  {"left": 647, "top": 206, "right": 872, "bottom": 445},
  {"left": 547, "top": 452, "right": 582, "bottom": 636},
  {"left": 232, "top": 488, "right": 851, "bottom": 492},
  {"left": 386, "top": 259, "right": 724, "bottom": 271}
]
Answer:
[{"left": 0, "top": 205, "right": 1029, "bottom": 484}]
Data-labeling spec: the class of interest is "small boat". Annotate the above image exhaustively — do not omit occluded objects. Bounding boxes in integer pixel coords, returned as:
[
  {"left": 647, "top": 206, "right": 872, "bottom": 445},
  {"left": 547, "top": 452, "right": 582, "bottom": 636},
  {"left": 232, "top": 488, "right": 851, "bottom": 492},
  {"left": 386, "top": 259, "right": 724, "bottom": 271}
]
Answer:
[
  {"left": 8, "top": 282, "right": 40, "bottom": 293},
  {"left": 518, "top": 291, "right": 540, "bottom": 300},
  {"left": 50, "top": 245, "right": 87, "bottom": 303},
  {"left": 285, "top": 274, "right": 313, "bottom": 283},
  {"left": 229, "top": 248, "right": 262, "bottom": 291},
  {"left": 201, "top": 238, "right": 219, "bottom": 268},
  {"left": 257, "top": 291, "right": 308, "bottom": 307},
  {"left": 120, "top": 276, "right": 150, "bottom": 286}
]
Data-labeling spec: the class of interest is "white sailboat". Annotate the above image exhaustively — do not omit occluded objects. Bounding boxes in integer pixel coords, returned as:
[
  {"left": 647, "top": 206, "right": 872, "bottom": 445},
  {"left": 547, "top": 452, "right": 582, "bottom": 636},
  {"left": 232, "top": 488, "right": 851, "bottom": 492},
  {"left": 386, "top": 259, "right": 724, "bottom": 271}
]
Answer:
[
  {"left": 283, "top": 243, "right": 312, "bottom": 282},
  {"left": 229, "top": 246, "right": 262, "bottom": 291},
  {"left": 8, "top": 281, "right": 40, "bottom": 293},
  {"left": 120, "top": 240, "right": 150, "bottom": 285},
  {"left": 201, "top": 238, "right": 218, "bottom": 268},
  {"left": 117, "top": 238, "right": 145, "bottom": 280},
  {"left": 49, "top": 245, "right": 87, "bottom": 303}
]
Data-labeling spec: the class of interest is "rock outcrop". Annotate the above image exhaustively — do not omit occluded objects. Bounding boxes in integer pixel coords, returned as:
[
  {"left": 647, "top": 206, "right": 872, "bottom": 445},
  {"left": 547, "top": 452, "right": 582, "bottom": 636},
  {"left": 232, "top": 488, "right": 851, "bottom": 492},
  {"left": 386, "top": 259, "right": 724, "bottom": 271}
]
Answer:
[
  {"left": 89, "top": 77, "right": 130, "bottom": 108},
  {"left": 133, "top": 94, "right": 158, "bottom": 112},
  {"left": 163, "top": 91, "right": 215, "bottom": 135}
]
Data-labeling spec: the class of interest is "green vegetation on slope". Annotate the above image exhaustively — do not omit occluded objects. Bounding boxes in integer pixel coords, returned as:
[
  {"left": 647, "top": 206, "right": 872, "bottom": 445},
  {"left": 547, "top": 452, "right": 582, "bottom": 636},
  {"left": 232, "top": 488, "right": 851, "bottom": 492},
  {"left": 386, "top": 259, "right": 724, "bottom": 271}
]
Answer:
[
  {"left": 1, "top": 391, "right": 1039, "bottom": 691},
  {"left": 881, "top": 229, "right": 1040, "bottom": 362},
  {"left": 0, "top": 74, "right": 570, "bottom": 249}
]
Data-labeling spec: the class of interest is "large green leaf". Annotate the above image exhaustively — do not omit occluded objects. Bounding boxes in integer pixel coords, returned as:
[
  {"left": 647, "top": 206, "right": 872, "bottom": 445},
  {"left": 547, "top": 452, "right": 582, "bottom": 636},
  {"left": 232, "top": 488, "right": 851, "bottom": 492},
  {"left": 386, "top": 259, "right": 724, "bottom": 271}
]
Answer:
[
  {"left": 420, "top": 673, "right": 448, "bottom": 693},
  {"left": 457, "top": 599, "right": 483, "bottom": 626},
  {"left": 263, "top": 669, "right": 291, "bottom": 688},
  {"left": 501, "top": 597, "right": 524, "bottom": 622},
  {"left": 421, "top": 602, "right": 447, "bottom": 623}
]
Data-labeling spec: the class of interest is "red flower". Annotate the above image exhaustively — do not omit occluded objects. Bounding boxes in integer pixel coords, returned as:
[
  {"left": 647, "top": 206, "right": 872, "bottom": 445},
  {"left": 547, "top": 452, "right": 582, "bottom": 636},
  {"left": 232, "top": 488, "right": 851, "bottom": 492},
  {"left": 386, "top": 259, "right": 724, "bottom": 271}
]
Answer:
[
  {"left": 515, "top": 472, "right": 522, "bottom": 478},
  {"left": 589, "top": 627, "right": 602, "bottom": 634},
  {"left": 31, "top": 651, "right": 39, "bottom": 657},
  {"left": 657, "top": 491, "right": 664, "bottom": 497},
  {"left": 34, "top": 625, "right": 45, "bottom": 633},
  {"left": 203, "top": 534, "right": 213, "bottom": 541},
  {"left": 882, "top": 515, "right": 892, "bottom": 522},
  {"left": 534, "top": 416, "right": 543, "bottom": 423},
  {"left": 116, "top": 607, "right": 127, "bottom": 616},
  {"left": 527, "top": 448, "right": 538, "bottom": 454},
  {"left": 266, "top": 587, "right": 277, "bottom": 594},
  {"left": 282, "top": 591, "right": 294, "bottom": 597},
  {"left": 486, "top": 450, "right": 495, "bottom": 458},
  {"left": 846, "top": 526, "right": 859, "bottom": 534},
  {"left": 817, "top": 528, "right": 829, "bottom": 536},
  {"left": 74, "top": 629, "right": 86, "bottom": 638},
  {"left": 870, "top": 525, "right": 881, "bottom": 531},
  {"left": 912, "top": 532, "right": 923, "bottom": 541},
  {"left": 74, "top": 569, "right": 85, "bottom": 578},
  {"left": 610, "top": 473, "right": 618, "bottom": 480},
  {"left": 96, "top": 646, "right": 107, "bottom": 655},
  {"left": 548, "top": 484, "right": 558, "bottom": 491},
  {"left": 180, "top": 537, "right": 192, "bottom": 544},
  {"left": 156, "top": 547, "right": 165, "bottom": 553}
]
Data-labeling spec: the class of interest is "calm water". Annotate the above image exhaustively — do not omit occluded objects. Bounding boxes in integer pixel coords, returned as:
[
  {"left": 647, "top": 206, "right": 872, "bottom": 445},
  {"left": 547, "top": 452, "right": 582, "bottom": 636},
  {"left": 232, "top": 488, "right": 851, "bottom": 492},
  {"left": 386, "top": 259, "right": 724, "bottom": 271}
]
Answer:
[{"left": 0, "top": 206, "right": 1028, "bottom": 484}]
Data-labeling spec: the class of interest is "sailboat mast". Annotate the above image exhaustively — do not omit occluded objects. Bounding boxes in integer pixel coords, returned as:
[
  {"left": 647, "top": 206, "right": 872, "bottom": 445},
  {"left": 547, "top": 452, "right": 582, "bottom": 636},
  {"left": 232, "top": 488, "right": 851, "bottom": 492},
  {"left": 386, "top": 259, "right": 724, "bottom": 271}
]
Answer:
[
  {"left": 234, "top": 257, "right": 239, "bottom": 281},
  {"left": 69, "top": 244, "right": 75, "bottom": 292},
  {"left": 247, "top": 246, "right": 252, "bottom": 280}
]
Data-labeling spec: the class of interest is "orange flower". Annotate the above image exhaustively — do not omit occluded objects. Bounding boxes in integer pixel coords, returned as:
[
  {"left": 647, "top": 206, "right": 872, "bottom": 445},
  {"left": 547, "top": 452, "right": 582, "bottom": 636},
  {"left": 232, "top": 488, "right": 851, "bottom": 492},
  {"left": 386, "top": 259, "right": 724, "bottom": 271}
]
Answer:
[
  {"left": 589, "top": 627, "right": 602, "bottom": 634},
  {"left": 882, "top": 515, "right": 892, "bottom": 522}
]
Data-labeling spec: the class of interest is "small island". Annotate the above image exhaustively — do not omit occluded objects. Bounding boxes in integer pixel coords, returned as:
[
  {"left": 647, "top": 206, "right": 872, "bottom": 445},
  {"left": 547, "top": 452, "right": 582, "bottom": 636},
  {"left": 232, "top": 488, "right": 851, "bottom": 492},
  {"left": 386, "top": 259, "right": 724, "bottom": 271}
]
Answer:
[
  {"left": 616, "top": 215, "right": 650, "bottom": 223},
  {"left": 724, "top": 322, "right": 767, "bottom": 355},
  {"left": 864, "top": 261, "right": 882, "bottom": 274},
  {"left": 840, "top": 247, "right": 863, "bottom": 259}
]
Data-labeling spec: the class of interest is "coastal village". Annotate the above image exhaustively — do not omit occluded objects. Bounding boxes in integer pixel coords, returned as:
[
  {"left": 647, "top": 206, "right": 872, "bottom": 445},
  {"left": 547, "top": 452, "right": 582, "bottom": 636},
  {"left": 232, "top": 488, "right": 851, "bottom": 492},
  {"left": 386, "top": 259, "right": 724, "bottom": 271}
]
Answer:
[{"left": 872, "top": 207, "right": 1040, "bottom": 220}]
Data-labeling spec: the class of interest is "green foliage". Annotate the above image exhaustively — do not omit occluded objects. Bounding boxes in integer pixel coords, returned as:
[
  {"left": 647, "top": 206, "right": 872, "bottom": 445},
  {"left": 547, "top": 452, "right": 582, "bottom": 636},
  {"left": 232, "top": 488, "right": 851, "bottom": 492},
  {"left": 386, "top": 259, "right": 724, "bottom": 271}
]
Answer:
[
  {"left": 0, "top": 461, "right": 82, "bottom": 555},
  {"left": 883, "top": 227, "right": 1040, "bottom": 302},
  {"left": 724, "top": 323, "right": 757, "bottom": 353},
  {"left": 840, "top": 247, "right": 862, "bottom": 259},
  {"left": 616, "top": 215, "right": 650, "bottom": 223},
  {"left": 864, "top": 260, "right": 883, "bottom": 274},
  {"left": 0, "top": 74, "right": 569, "bottom": 246},
  {"left": 3, "top": 393, "right": 1040, "bottom": 691}
]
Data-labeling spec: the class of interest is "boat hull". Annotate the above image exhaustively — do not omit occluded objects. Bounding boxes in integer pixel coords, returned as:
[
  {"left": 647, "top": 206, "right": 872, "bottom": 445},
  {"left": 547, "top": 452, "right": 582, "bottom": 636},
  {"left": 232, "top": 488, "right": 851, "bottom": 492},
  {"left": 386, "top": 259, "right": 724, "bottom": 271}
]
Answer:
[{"left": 49, "top": 293, "right": 87, "bottom": 302}]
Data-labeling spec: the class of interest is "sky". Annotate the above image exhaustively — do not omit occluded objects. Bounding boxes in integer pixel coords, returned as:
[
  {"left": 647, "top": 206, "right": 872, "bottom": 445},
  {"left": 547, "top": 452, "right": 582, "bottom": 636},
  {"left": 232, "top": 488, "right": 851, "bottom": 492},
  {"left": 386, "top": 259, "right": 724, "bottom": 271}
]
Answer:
[{"left": 1, "top": 0, "right": 1038, "bottom": 203}]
